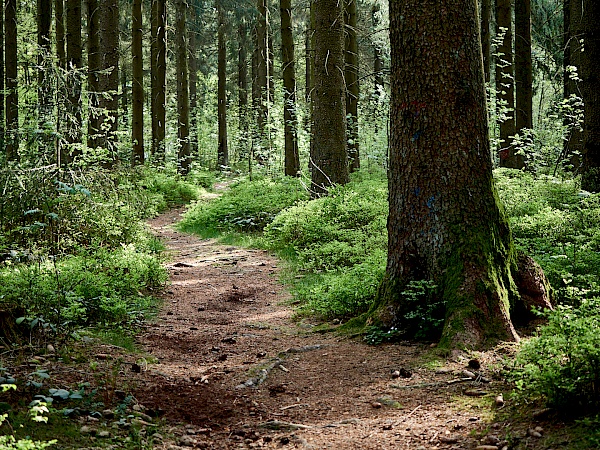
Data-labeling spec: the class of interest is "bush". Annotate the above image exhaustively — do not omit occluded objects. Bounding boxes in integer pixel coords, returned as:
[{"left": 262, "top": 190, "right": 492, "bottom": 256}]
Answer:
[
  {"left": 179, "top": 176, "right": 308, "bottom": 235},
  {"left": 512, "top": 298, "right": 600, "bottom": 413}
]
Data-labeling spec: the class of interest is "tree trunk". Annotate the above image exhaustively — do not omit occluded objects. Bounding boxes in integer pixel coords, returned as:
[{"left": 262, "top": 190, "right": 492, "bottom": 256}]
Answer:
[
  {"left": 238, "top": 20, "right": 249, "bottom": 157},
  {"left": 98, "top": 0, "right": 119, "bottom": 160},
  {"left": 580, "top": 0, "right": 600, "bottom": 191},
  {"left": 65, "top": 0, "right": 82, "bottom": 157},
  {"left": 345, "top": 0, "right": 359, "bottom": 172},
  {"left": 55, "top": 0, "right": 66, "bottom": 69},
  {"left": 481, "top": 0, "right": 491, "bottom": 83},
  {"left": 254, "top": 0, "right": 269, "bottom": 150},
  {"left": 55, "top": 0, "right": 66, "bottom": 161},
  {"left": 189, "top": 7, "right": 198, "bottom": 158},
  {"left": 281, "top": 0, "right": 300, "bottom": 177},
  {"left": 267, "top": 16, "right": 274, "bottom": 104},
  {"left": 150, "top": 0, "right": 166, "bottom": 160},
  {"left": 87, "top": 0, "right": 100, "bottom": 148},
  {"left": 564, "top": 0, "right": 583, "bottom": 169},
  {"left": 515, "top": 0, "right": 532, "bottom": 134},
  {"left": 372, "top": 4, "right": 383, "bottom": 99},
  {"left": 310, "top": 0, "right": 348, "bottom": 196},
  {"left": 373, "top": 0, "right": 543, "bottom": 349},
  {"left": 5, "top": 0, "right": 18, "bottom": 161},
  {"left": 217, "top": 3, "right": 228, "bottom": 170},
  {"left": 37, "top": 0, "right": 52, "bottom": 149},
  {"left": 496, "top": 0, "right": 522, "bottom": 168},
  {"left": 0, "top": 0, "right": 5, "bottom": 152},
  {"left": 131, "top": 0, "right": 144, "bottom": 165},
  {"left": 176, "top": 0, "right": 190, "bottom": 174}
]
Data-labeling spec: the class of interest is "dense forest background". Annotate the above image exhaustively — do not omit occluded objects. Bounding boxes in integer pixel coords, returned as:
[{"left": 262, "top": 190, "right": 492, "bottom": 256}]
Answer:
[{"left": 2, "top": 0, "right": 600, "bottom": 447}]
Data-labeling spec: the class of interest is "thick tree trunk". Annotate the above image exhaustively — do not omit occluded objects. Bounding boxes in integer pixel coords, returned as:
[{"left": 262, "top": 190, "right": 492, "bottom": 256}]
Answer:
[
  {"left": 87, "top": 0, "right": 100, "bottom": 149},
  {"left": 281, "top": 0, "right": 300, "bottom": 177},
  {"left": 189, "top": 7, "right": 198, "bottom": 158},
  {"left": 98, "top": 0, "right": 119, "bottom": 159},
  {"left": 564, "top": 0, "right": 583, "bottom": 169},
  {"left": 345, "top": 0, "right": 359, "bottom": 172},
  {"left": 0, "top": 0, "right": 5, "bottom": 152},
  {"left": 217, "top": 3, "right": 228, "bottom": 170},
  {"left": 310, "top": 0, "right": 348, "bottom": 196},
  {"left": 481, "top": 0, "right": 491, "bottom": 83},
  {"left": 496, "top": 0, "right": 522, "bottom": 168},
  {"left": 150, "top": 0, "right": 166, "bottom": 160},
  {"left": 515, "top": 0, "right": 533, "bottom": 133},
  {"left": 176, "top": 0, "right": 190, "bottom": 174},
  {"left": 5, "top": 0, "right": 18, "bottom": 160},
  {"left": 55, "top": 0, "right": 66, "bottom": 69},
  {"left": 373, "top": 0, "right": 546, "bottom": 349},
  {"left": 131, "top": 0, "right": 144, "bottom": 165},
  {"left": 580, "top": 0, "right": 600, "bottom": 191}
]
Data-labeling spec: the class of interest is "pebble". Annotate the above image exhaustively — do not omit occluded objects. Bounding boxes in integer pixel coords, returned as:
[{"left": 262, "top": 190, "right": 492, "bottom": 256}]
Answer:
[
  {"left": 495, "top": 394, "right": 505, "bottom": 407},
  {"left": 178, "top": 436, "right": 197, "bottom": 447},
  {"left": 371, "top": 402, "right": 382, "bottom": 409},
  {"left": 80, "top": 426, "right": 95, "bottom": 435},
  {"left": 527, "top": 428, "right": 542, "bottom": 438}
]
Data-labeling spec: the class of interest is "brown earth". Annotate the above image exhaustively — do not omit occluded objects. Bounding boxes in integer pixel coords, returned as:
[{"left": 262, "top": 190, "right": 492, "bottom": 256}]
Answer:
[{"left": 129, "top": 209, "right": 580, "bottom": 450}]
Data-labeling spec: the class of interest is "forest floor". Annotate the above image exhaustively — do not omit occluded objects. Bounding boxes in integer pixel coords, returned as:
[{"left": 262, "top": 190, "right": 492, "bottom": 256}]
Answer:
[{"left": 123, "top": 207, "right": 580, "bottom": 450}]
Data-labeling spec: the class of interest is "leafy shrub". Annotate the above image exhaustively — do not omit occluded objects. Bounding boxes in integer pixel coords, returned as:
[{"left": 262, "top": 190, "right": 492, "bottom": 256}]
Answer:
[
  {"left": 138, "top": 167, "right": 205, "bottom": 207},
  {"left": 179, "top": 176, "right": 308, "bottom": 235},
  {"left": 512, "top": 298, "right": 600, "bottom": 413}
]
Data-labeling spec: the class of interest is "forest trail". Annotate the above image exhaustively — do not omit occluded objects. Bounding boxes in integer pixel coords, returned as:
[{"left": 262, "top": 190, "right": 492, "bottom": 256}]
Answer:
[{"left": 135, "top": 209, "right": 552, "bottom": 450}]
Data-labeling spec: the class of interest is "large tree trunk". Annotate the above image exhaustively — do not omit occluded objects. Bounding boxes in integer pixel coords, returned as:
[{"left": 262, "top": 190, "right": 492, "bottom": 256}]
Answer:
[
  {"left": 5, "top": 0, "right": 17, "bottom": 161},
  {"left": 176, "top": 0, "right": 190, "bottom": 174},
  {"left": 189, "top": 7, "right": 198, "bottom": 158},
  {"left": 310, "top": 0, "right": 348, "bottom": 196},
  {"left": 217, "top": 2, "right": 228, "bottom": 170},
  {"left": 481, "top": 0, "right": 491, "bottom": 83},
  {"left": 0, "top": 0, "right": 5, "bottom": 152},
  {"left": 496, "top": 0, "right": 522, "bottom": 168},
  {"left": 151, "top": 0, "right": 166, "bottom": 160},
  {"left": 37, "top": 0, "right": 52, "bottom": 153},
  {"left": 580, "top": 0, "right": 600, "bottom": 191},
  {"left": 98, "top": 0, "right": 119, "bottom": 160},
  {"left": 65, "top": 0, "right": 82, "bottom": 158},
  {"left": 131, "top": 0, "right": 143, "bottom": 165},
  {"left": 87, "top": 0, "right": 100, "bottom": 149},
  {"left": 55, "top": 0, "right": 65, "bottom": 69},
  {"left": 345, "top": 0, "right": 359, "bottom": 172},
  {"left": 281, "top": 0, "right": 300, "bottom": 177},
  {"left": 372, "top": 0, "right": 549, "bottom": 349},
  {"left": 515, "top": 0, "right": 532, "bottom": 134},
  {"left": 238, "top": 20, "right": 249, "bottom": 158}
]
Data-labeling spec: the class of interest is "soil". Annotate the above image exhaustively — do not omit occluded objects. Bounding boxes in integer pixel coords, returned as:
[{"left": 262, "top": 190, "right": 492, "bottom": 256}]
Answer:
[{"left": 0, "top": 206, "right": 582, "bottom": 449}]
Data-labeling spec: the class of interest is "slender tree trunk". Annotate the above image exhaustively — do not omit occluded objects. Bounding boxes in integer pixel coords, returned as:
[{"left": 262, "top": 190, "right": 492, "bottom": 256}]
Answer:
[
  {"left": 255, "top": 0, "right": 268, "bottom": 145},
  {"left": 55, "top": 0, "right": 65, "bottom": 69},
  {"left": 345, "top": 0, "right": 359, "bottom": 172},
  {"left": 310, "top": 0, "right": 348, "bottom": 196},
  {"left": 372, "top": 4, "right": 383, "bottom": 99},
  {"left": 37, "top": 0, "right": 52, "bottom": 147},
  {"left": 64, "top": 0, "right": 83, "bottom": 163},
  {"left": 176, "top": 0, "right": 190, "bottom": 174},
  {"left": 515, "top": 0, "right": 532, "bottom": 134},
  {"left": 481, "top": 0, "right": 491, "bottom": 83},
  {"left": 87, "top": 0, "right": 100, "bottom": 148},
  {"left": 580, "top": 0, "right": 600, "bottom": 191},
  {"left": 496, "top": 0, "right": 521, "bottom": 168},
  {"left": 267, "top": 16, "right": 274, "bottom": 104},
  {"left": 281, "top": 0, "right": 300, "bottom": 176},
  {"left": 373, "top": 0, "right": 549, "bottom": 349},
  {"left": 0, "top": 0, "right": 5, "bottom": 152},
  {"left": 564, "top": 0, "right": 583, "bottom": 168},
  {"left": 131, "top": 0, "right": 143, "bottom": 165},
  {"left": 151, "top": 0, "right": 166, "bottom": 160},
  {"left": 189, "top": 6, "right": 198, "bottom": 158},
  {"left": 5, "top": 0, "right": 18, "bottom": 160},
  {"left": 238, "top": 20, "right": 249, "bottom": 157},
  {"left": 217, "top": 3, "right": 228, "bottom": 170},
  {"left": 98, "top": 0, "right": 119, "bottom": 160}
]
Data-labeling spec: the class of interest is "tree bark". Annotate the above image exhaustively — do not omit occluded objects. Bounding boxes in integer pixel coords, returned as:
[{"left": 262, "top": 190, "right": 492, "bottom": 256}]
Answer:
[
  {"left": 176, "top": 0, "right": 190, "bottom": 174},
  {"left": 310, "top": 0, "right": 348, "bottom": 196},
  {"left": 496, "top": 0, "right": 522, "bottom": 168},
  {"left": 345, "top": 0, "right": 359, "bottom": 172},
  {"left": 131, "top": 0, "right": 144, "bottom": 165},
  {"left": 150, "top": 0, "right": 166, "bottom": 160},
  {"left": 481, "top": 0, "right": 491, "bottom": 83},
  {"left": 372, "top": 4, "right": 383, "bottom": 99},
  {"left": 98, "top": 0, "right": 119, "bottom": 159},
  {"left": 238, "top": 20, "right": 249, "bottom": 158},
  {"left": 5, "top": 0, "right": 17, "bottom": 160},
  {"left": 255, "top": 0, "right": 269, "bottom": 146},
  {"left": 189, "top": 6, "right": 198, "bottom": 158},
  {"left": 87, "top": 0, "right": 100, "bottom": 148},
  {"left": 564, "top": 0, "right": 583, "bottom": 168},
  {"left": 373, "top": 0, "right": 536, "bottom": 349},
  {"left": 515, "top": 0, "right": 533, "bottom": 133},
  {"left": 580, "top": 0, "right": 600, "bottom": 191},
  {"left": 55, "top": 0, "right": 66, "bottom": 70},
  {"left": 0, "top": 0, "right": 5, "bottom": 152},
  {"left": 281, "top": 0, "right": 300, "bottom": 176},
  {"left": 37, "top": 0, "right": 52, "bottom": 144}
]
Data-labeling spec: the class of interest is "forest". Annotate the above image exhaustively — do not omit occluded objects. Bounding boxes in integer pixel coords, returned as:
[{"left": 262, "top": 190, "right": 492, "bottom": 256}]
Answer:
[{"left": 1, "top": 0, "right": 600, "bottom": 448}]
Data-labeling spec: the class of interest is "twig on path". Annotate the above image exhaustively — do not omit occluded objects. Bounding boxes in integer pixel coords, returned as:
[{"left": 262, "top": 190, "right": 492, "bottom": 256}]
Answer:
[
  {"left": 280, "top": 403, "right": 310, "bottom": 411},
  {"left": 393, "top": 404, "right": 422, "bottom": 426}
]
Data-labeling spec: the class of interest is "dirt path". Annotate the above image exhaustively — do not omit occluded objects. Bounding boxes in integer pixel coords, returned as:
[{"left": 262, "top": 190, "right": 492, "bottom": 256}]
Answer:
[{"left": 134, "top": 209, "right": 559, "bottom": 450}]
